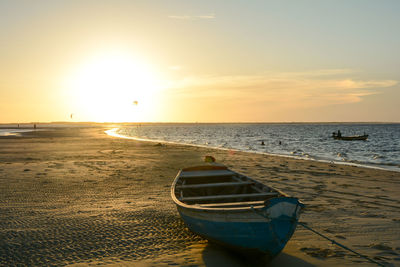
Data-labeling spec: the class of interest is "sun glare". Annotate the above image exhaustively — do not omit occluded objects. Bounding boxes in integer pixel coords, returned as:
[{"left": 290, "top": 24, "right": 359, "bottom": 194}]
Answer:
[{"left": 66, "top": 51, "right": 161, "bottom": 122}]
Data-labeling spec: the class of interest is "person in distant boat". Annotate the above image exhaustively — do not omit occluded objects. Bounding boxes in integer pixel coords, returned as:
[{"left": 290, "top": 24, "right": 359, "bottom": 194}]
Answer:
[{"left": 337, "top": 130, "right": 341, "bottom": 137}]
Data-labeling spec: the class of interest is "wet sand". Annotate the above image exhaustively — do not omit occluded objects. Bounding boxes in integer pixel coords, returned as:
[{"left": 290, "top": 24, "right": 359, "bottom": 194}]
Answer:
[{"left": 0, "top": 127, "right": 399, "bottom": 266}]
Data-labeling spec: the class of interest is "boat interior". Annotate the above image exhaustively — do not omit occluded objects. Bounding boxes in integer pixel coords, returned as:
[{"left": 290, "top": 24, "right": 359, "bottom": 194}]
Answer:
[{"left": 175, "top": 169, "right": 280, "bottom": 207}]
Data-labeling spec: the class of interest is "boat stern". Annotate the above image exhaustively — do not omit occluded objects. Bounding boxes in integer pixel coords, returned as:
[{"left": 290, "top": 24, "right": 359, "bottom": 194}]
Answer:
[{"left": 258, "top": 197, "right": 304, "bottom": 253}]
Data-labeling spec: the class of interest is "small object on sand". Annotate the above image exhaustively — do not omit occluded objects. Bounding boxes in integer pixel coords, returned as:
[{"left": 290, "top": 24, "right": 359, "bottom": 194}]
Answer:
[
  {"left": 171, "top": 164, "right": 303, "bottom": 256},
  {"left": 204, "top": 155, "right": 216, "bottom": 163},
  {"left": 154, "top": 143, "right": 163, "bottom": 147}
]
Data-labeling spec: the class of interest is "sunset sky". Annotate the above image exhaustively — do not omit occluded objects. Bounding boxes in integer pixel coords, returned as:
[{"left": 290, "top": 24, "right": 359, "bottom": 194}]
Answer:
[{"left": 1, "top": 1, "right": 399, "bottom": 123}]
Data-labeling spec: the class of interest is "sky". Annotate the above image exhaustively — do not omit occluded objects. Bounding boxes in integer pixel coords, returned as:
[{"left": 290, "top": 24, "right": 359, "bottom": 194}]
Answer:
[{"left": 0, "top": 0, "right": 399, "bottom": 123}]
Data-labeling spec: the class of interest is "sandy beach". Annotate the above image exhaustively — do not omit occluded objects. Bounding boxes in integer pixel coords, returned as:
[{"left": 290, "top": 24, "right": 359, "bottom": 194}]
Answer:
[{"left": 0, "top": 127, "right": 399, "bottom": 266}]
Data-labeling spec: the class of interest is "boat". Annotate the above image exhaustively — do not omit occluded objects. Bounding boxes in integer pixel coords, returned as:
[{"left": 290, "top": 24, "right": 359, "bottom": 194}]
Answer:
[
  {"left": 171, "top": 164, "right": 304, "bottom": 258},
  {"left": 332, "top": 132, "right": 368, "bottom": 141}
]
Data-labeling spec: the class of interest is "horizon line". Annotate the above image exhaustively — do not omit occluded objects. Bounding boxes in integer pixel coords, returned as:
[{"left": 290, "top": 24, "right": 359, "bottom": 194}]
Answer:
[{"left": 1, "top": 121, "right": 400, "bottom": 125}]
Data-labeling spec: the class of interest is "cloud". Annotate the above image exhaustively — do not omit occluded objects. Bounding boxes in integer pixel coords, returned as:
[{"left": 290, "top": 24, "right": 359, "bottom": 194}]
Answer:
[
  {"left": 165, "top": 70, "right": 397, "bottom": 109},
  {"left": 196, "top": 14, "right": 216, "bottom": 19},
  {"left": 168, "top": 13, "right": 215, "bottom": 20}
]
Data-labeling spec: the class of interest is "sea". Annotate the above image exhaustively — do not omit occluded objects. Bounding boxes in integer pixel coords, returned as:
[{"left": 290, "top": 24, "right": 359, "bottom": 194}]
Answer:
[{"left": 110, "top": 123, "right": 400, "bottom": 172}]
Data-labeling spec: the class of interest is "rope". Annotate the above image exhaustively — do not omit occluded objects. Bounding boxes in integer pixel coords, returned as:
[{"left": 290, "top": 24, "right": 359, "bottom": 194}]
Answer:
[
  {"left": 298, "top": 222, "right": 385, "bottom": 267},
  {"left": 250, "top": 206, "right": 385, "bottom": 266}
]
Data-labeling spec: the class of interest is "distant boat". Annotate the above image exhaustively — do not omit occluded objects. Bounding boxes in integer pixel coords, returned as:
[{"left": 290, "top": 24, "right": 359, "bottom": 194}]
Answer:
[
  {"left": 332, "top": 132, "right": 368, "bottom": 141},
  {"left": 171, "top": 164, "right": 304, "bottom": 258}
]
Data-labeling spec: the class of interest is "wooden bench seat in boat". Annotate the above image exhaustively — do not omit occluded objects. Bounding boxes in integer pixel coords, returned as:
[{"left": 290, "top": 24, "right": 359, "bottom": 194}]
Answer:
[
  {"left": 179, "top": 192, "right": 278, "bottom": 202},
  {"left": 199, "top": 200, "right": 266, "bottom": 208},
  {"left": 179, "top": 170, "right": 235, "bottom": 178},
  {"left": 176, "top": 181, "right": 253, "bottom": 189}
]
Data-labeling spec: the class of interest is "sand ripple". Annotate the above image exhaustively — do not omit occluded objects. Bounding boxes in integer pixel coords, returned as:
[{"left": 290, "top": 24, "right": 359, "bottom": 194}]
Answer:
[{"left": 0, "top": 208, "right": 202, "bottom": 266}]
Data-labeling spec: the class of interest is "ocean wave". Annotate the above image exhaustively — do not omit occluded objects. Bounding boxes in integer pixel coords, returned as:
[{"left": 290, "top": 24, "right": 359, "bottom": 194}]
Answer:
[{"left": 107, "top": 123, "right": 400, "bottom": 172}]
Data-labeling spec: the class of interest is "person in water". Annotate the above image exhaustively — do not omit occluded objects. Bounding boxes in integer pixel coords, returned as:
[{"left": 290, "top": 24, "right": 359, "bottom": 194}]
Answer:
[{"left": 337, "top": 130, "right": 341, "bottom": 137}]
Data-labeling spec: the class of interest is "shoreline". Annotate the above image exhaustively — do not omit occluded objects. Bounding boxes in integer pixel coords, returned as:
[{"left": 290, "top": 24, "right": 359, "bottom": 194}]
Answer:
[
  {"left": 106, "top": 128, "right": 400, "bottom": 174},
  {"left": 1, "top": 127, "right": 399, "bottom": 266}
]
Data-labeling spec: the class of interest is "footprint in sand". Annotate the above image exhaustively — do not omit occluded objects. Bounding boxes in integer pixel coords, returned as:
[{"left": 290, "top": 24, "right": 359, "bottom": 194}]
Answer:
[
  {"left": 370, "top": 243, "right": 393, "bottom": 251},
  {"left": 300, "top": 247, "right": 345, "bottom": 259}
]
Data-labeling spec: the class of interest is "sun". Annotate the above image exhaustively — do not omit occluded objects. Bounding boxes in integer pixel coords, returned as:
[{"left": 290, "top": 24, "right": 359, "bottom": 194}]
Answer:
[{"left": 65, "top": 51, "right": 161, "bottom": 122}]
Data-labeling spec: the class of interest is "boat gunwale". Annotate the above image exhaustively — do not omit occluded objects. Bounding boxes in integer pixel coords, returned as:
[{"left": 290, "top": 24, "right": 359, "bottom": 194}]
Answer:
[{"left": 171, "top": 166, "right": 286, "bottom": 212}]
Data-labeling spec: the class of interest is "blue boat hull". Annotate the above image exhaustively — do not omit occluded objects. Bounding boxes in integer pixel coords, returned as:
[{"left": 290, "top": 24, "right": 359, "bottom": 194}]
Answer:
[{"left": 177, "top": 197, "right": 302, "bottom": 258}]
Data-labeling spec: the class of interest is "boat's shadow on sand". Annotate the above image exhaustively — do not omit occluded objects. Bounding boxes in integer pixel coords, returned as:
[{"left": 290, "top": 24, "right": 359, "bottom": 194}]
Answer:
[{"left": 201, "top": 243, "right": 315, "bottom": 267}]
